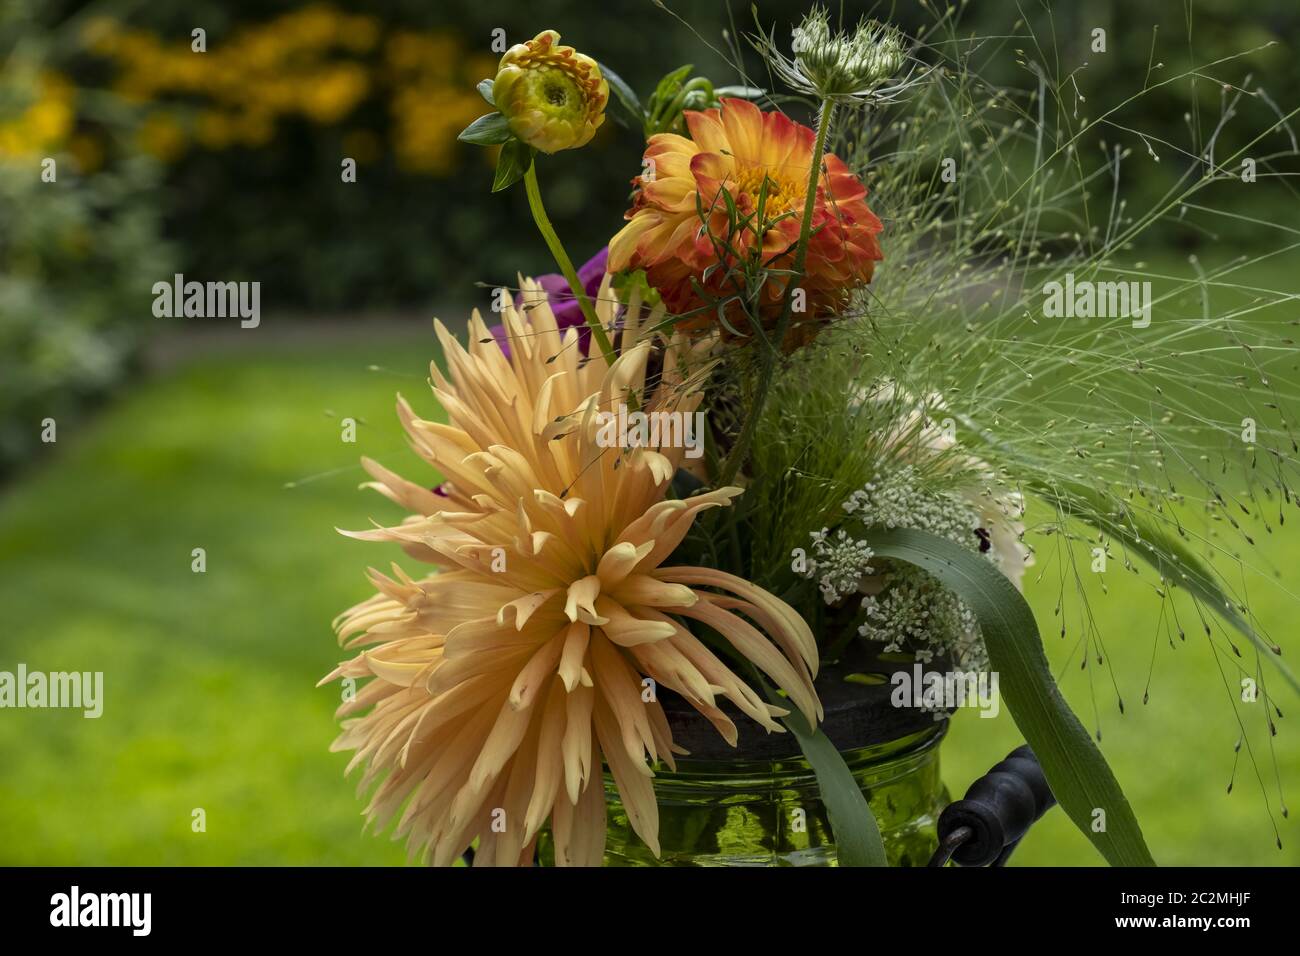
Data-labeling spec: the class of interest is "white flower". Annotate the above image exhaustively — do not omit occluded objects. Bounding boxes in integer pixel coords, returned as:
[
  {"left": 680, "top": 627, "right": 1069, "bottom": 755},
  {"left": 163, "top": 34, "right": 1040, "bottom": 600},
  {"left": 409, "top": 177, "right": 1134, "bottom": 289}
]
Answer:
[
  {"left": 858, "top": 568, "right": 987, "bottom": 674},
  {"left": 805, "top": 527, "right": 875, "bottom": 604},
  {"left": 852, "top": 380, "right": 1034, "bottom": 591}
]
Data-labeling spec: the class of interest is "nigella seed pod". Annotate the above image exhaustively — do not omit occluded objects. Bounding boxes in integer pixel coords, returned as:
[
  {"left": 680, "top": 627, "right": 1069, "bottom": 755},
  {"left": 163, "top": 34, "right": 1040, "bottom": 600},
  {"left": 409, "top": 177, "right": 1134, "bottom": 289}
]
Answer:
[{"left": 754, "top": 6, "right": 916, "bottom": 105}]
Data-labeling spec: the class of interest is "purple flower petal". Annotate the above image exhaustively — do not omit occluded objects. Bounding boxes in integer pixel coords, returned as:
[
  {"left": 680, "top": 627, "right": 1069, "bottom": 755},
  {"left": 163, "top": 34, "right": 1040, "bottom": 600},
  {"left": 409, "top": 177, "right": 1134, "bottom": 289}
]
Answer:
[
  {"left": 486, "top": 322, "right": 513, "bottom": 360},
  {"left": 503, "top": 246, "right": 609, "bottom": 357}
]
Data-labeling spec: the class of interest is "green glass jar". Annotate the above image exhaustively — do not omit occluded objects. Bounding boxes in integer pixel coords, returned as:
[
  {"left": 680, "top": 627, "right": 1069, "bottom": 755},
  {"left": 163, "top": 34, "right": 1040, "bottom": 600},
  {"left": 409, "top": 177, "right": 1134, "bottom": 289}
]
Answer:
[
  {"left": 588, "top": 645, "right": 952, "bottom": 867},
  {"left": 601, "top": 722, "right": 947, "bottom": 866}
]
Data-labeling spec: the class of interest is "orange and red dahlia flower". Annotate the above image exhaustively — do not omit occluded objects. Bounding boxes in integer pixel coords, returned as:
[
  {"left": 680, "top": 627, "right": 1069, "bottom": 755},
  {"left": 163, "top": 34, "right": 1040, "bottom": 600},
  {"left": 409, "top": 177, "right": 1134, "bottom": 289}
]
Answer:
[{"left": 608, "top": 98, "right": 883, "bottom": 348}]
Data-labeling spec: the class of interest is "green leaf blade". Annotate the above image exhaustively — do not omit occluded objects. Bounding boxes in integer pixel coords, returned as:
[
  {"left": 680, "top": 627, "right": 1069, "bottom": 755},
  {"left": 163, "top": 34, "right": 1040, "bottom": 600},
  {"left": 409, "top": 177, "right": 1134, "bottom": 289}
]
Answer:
[
  {"left": 599, "top": 62, "right": 644, "bottom": 129},
  {"left": 458, "top": 112, "right": 512, "bottom": 146},
  {"left": 771, "top": 693, "right": 888, "bottom": 867},
  {"left": 867, "top": 526, "right": 1156, "bottom": 867},
  {"left": 491, "top": 139, "right": 533, "bottom": 193}
]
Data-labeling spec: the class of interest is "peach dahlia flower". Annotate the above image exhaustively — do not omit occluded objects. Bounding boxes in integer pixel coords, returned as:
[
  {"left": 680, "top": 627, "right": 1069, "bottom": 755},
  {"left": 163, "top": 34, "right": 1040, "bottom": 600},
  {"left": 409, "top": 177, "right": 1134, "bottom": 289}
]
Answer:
[
  {"left": 323, "top": 278, "right": 821, "bottom": 866},
  {"left": 608, "top": 97, "right": 883, "bottom": 348}
]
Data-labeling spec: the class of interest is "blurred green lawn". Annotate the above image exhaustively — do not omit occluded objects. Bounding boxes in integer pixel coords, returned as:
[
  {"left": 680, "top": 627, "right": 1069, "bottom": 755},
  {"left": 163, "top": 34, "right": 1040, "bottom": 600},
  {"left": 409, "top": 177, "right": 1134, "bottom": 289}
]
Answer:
[
  {"left": 0, "top": 331, "right": 436, "bottom": 865},
  {"left": 1, "top": 303, "right": 1297, "bottom": 865}
]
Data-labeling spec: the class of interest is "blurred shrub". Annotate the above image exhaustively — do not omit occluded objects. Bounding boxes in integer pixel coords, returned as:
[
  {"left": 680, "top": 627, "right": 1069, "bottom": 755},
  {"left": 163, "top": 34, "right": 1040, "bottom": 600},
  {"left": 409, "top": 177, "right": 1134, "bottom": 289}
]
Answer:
[{"left": 0, "top": 11, "right": 174, "bottom": 474}]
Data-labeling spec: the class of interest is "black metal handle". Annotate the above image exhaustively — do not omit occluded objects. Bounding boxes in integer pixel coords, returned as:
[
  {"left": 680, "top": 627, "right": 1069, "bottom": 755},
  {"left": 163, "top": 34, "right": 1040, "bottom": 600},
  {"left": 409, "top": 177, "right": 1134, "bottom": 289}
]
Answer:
[{"left": 929, "top": 744, "right": 1056, "bottom": 867}]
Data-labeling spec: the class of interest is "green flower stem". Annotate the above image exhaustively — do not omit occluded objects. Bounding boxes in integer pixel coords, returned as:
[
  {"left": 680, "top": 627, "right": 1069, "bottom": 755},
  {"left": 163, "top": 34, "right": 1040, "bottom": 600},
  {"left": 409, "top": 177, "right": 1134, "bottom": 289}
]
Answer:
[
  {"left": 649, "top": 78, "right": 714, "bottom": 137},
  {"left": 522, "top": 160, "right": 618, "bottom": 367},
  {"left": 718, "top": 98, "right": 835, "bottom": 487}
]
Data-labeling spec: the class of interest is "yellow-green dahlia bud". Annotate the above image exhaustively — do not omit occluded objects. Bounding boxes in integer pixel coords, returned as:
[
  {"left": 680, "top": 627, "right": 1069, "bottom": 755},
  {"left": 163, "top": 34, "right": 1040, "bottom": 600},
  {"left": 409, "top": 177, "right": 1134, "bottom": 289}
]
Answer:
[{"left": 492, "top": 30, "right": 609, "bottom": 153}]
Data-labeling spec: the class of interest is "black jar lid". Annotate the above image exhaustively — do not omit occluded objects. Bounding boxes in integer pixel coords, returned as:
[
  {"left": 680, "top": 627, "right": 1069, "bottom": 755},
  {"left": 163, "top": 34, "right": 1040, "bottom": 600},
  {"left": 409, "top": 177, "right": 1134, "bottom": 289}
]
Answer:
[{"left": 658, "top": 642, "right": 948, "bottom": 762}]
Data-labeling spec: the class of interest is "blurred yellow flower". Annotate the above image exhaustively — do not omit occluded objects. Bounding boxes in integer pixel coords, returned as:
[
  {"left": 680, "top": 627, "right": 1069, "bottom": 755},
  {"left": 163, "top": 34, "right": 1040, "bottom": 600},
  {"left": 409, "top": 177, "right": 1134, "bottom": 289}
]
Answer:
[
  {"left": 84, "top": 8, "right": 486, "bottom": 175},
  {"left": 0, "top": 72, "right": 76, "bottom": 159},
  {"left": 232, "top": 109, "right": 275, "bottom": 148},
  {"left": 195, "top": 110, "right": 235, "bottom": 150},
  {"left": 136, "top": 112, "right": 187, "bottom": 161},
  {"left": 301, "top": 64, "right": 370, "bottom": 124},
  {"left": 492, "top": 30, "right": 608, "bottom": 153},
  {"left": 391, "top": 86, "right": 484, "bottom": 174}
]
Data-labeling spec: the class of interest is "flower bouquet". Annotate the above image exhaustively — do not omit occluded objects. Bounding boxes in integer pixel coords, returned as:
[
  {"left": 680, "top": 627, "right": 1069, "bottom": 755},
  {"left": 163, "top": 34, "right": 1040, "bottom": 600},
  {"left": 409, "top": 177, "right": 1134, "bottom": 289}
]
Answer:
[{"left": 321, "top": 8, "right": 1300, "bottom": 866}]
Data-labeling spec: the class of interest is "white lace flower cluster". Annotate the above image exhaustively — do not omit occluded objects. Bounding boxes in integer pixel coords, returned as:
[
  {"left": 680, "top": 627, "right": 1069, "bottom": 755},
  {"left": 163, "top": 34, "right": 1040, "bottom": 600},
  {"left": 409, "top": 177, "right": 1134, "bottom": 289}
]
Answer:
[
  {"left": 807, "top": 527, "right": 876, "bottom": 604},
  {"left": 859, "top": 569, "right": 988, "bottom": 672},
  {"left": 805, "top": 465, "right": 994, "bottom": 672},
  {"left": 842, "top": 465, "right": 978, "bottom": 545}
]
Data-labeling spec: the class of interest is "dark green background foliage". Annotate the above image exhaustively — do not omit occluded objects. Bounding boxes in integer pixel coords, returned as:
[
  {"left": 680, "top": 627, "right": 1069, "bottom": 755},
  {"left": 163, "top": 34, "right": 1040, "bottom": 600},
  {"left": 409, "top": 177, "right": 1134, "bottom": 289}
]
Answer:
[
  {"left": 26, "top": 0, "right": 1298, "bottom": 310},
  {"left": 5, "top": 1, "right": 1297, "bottom": 475}
]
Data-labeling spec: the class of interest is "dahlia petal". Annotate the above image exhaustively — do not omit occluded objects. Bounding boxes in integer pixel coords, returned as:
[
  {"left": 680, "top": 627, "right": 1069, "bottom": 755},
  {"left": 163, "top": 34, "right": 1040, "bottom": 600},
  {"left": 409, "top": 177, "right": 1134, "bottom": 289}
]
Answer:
[
  {"left": 593, "top": 596, "right": 676, "bottom": 647},
  {"left": 564, "top": 575, "right": 606, "bottom": 624},
  {"left": 718, "top": 96, "right": 764, "bottom": 163},
  {"left": 561, "top": 683, "right": 595, "bottom": 803},
  {"left": 461, "top": 695, "right": 535, "bottom": 801},
  {"left": 637, "top": 606, "right": 787, "bottom": 733},
  {"left": 607, "top": 213, "right": 662, "bottom": 271},
  {"left": 590, "top": 633, "right": 660, "bottom": 764},
  {"left": 363, "top": 652, "right": 436, "bottom": 688},
  {"left": 635, "top": 213, "right": 696, "bottom": 267},
  {"left": 644, "top": 698, "right": 678, "bottom": 773},
  {"left": 643, "top": 132, "right": 698, "bottom": 173},
  {"left": 595, "top": 540, "right": 654, "bottom": 586},
  {"left": 507, "top": 631, "right": 566, "bottom": 710},
  {"left": 641, "top": 175, "right": 696, "bottom": 212},
  {"left": 359, "top": 457, "right": 445, "bottom": 515},
  {"left": 656, "top": 565, "right": 819, "bottom": 675},
  {"left": 557, "top": 621, "right": 591, "bottom": 692},
  {"left": 624, "top": 636, "right": 716, "bottom": 707},
  {"left": 442, "top": 616, "right": 542, "bottom": 658},
  {"left": 521, "top": 681, "right": 566, "bottom": 844},
  {"left": 497, "top": 589, "right": 559, "bottom": 630},
  {"left": 673, "top": 597, "right": 821, "bottom": 727},
  {"left": 707, "top": 594, "right": 815, "bottom": 686},
  {"left": 551, "top": 737, "right": 606, "bottom": 866},
  {"left": 609, "top": 574, "right": 697, "bottom": 609},
  {"left": 426, "top": 641, "right": 532, "bottom": 695},
  {"left": 761, "top": 107, "right": 812, "bottom": 178},
  {"left": 683, "top": 106, "right": 728, "bottom": 153},
  {"left": 495, "top": 716, "right": 544, "bottom": 865},
  {"left": 630, "top": 487, "right": 742, "bottom": 570},
  {"left": 593, "top": 694, "right": 660, "bottom": 858},
  {"left": 689, "top": 151, "right": 733, "bottom": 205},
  {"left": 398, "top": 672, "right": 500, "bottom": 764}
]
